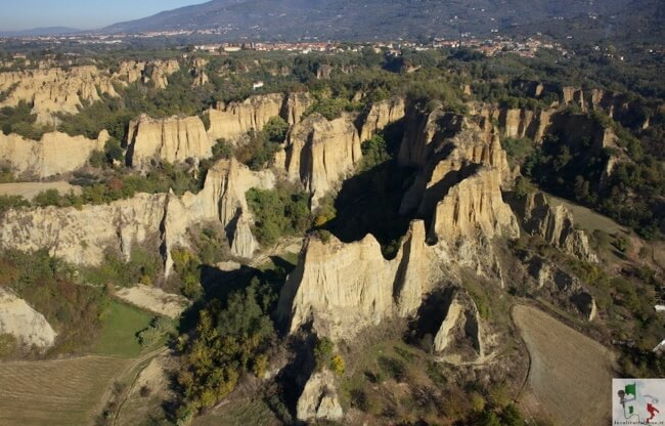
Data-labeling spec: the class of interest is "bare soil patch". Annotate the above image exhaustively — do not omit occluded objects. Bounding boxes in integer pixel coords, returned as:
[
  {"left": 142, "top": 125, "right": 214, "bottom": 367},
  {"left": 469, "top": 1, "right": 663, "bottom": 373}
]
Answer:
[
  {"left": 0, "top": 181, "right": 81, "bottom": 200},
  {"left": 115, "top": 285, "right": 190, "bottom": 319},
  {"left": 513, "top": 304, "right": 615, "bottom": 426}
]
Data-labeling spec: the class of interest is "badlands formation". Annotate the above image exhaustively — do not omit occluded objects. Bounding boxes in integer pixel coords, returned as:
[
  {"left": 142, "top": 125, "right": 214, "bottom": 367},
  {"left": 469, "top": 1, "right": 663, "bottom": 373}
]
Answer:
[{"left": 0, "top": 66, "right": 630, "bottom": 424}]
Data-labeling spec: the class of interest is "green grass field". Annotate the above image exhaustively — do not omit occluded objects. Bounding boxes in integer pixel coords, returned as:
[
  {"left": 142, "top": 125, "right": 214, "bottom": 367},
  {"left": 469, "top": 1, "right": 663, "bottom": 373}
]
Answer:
[{"left": 91, "top": 299, "right": 156, "bottom": 358}]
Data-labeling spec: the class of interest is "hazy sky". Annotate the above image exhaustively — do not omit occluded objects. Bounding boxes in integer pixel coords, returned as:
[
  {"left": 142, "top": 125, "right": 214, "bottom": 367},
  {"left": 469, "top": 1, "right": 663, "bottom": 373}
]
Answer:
[{"left": 0, "top": 0, "right": 208, "bottom": 31}]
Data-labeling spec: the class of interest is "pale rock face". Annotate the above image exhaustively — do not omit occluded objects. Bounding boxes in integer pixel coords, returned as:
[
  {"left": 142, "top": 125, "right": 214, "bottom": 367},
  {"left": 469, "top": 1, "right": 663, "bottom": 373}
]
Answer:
[
  {"left": 562, "top": 86, "right": 586, "bottom": 111},
  {"left": 359, "top": 97, "right": 406, "bottom": 142},
  {"left": 0, "top": 193, "right": 167, "bottom": 266},
  {"left": 284, "top": 92, "right": 314, "bottom": 125},
  {"left": 433, "top": 288, "right": 484, "bottom": 362},
  {"left": 284, "top": 113, "right": 361, "bottom": 208},
  {"left": 498, "top": 108, "right": 552, "bottom": 142},
  {"left": 527, "top": 256, "right": 597, "bottom": 320},
  {"left": 296, "top": 369, "right": 344, "bottom": 422},
  {"left": 126, "top": 115, "right": 212, "bottom": 168},
  {"left": 517, "top": 192, "right": 598, "bottom": 263},
  {"left": 0, "top": 159, "right": 273, "bottom": 274},
  {"left": 163, "top": 158, "right": 274, "bottom": 272},
  {"left": 145, "top": 60, "right": 180, "bottom": 89},
  {"left": 278, "top": 221, "right": 432, "bottom": 339},
  {"left": 0, "top": 130, "right": 108, "bottom": 178},
  {"left": 0, "top": 288, "right": 57, "bottom": 349},
  {"left": 398, "top": 106, "right": 461, "bottom": 168},
  {"left": 0, "top": 66, "right": 117, "bottom": 125},
  {"left": 278, "top": 233, "right": 398, "bottom": 339},
  {"left": 430, "top": 167, "right": 519, "bottom": 244},
  {"left": 207, "top": 93, "right": 285, "bottom": 142}
]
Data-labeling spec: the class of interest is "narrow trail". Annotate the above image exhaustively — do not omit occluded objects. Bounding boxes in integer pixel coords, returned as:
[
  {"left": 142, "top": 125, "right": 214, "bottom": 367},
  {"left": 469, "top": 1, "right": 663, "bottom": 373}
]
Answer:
[
  {"left": 92, "top": 346, "right": 169, "bottom": 426},
  {"left": 511, "top": 304, "right": 533, "bottom": 402}
]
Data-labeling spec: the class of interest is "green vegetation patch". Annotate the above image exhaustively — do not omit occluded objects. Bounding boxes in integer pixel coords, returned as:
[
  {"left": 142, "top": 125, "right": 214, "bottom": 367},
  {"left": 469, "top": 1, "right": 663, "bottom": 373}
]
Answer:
[{"left": 91, "top": 299, "right": 156, "bottom": 358}]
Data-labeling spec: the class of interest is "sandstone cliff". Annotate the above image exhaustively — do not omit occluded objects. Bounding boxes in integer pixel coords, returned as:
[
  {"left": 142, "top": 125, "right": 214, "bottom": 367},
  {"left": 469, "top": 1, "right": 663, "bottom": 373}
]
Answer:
[
  {"left": 283, "top": 92, "right": 314, "bottom": 125},
  {"left": 284, "top": 112, "right": 362, "bottom": 208},
  {"left": 526, "top": 256, "right": 597, "bottom": 320},
  {"left": 0, "top": 60, "right": 181, "bottom": 125},
  {"left": 433, "top": 288, "right": 485, "bottom": 363},
  {"left": 0, "top": 193, "right": 166, "bottom": 266},
  {"left": 126, "top": 114, "right": 212, "bottom": 167},
  {"left": 399, "top": 111, "right": 511, "bottom": 216},
  {"left": 0, "top": 159, "right": 273, "bottom": 274},
  {"left": 0, "top": 288, "right": 56, "bottom": 349},
  {"left": 278, "top": 221, "right": 433, "bottom": 339},
  {"left": 0, "top": 130, "right": 109, "bottom": 178},
  {"left": 0, "top": 65, "right": 118, "bottom": 125},
  {"left": 515, "top": 192, "right": 598, "bottom": 262},
  {"left": 296, "top": 369, "right": 344, "bottom": 422},
  {"left": 430, "top": 168, "right": 519, "bottom": 243},
  {"left": 143, "top": 60, "right": 180, "bottom": 89},
  {"left": 163, "top": 158, "right": 274, "bottom": 272},
  {"left": 207, "top": 93, "right": 285, "bottom": 142},
  {"left": 359, "top": 97, "right": 406, "bottom": 142}
]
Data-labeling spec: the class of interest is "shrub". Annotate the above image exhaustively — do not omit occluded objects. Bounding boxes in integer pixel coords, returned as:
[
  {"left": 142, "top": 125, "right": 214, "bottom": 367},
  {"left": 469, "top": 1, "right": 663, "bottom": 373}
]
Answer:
[{"left": 246, "top": 183, "right": 310, "bottom": 246}]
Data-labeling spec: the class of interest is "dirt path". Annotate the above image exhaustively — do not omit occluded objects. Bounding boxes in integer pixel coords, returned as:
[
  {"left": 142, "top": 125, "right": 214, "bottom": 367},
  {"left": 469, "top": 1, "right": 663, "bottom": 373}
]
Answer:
[
  {"left": 0, "top": 181, "right": 81, "bottom": 200},
  {"left": 512, "top": 304, "right": 615, "bottom": 426}
]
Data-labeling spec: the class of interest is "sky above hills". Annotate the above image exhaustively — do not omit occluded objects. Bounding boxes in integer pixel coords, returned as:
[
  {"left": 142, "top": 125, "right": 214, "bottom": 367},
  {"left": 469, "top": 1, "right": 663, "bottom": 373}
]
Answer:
[{"left": 0, "top": 0, "right": 208, "bottom": 31}]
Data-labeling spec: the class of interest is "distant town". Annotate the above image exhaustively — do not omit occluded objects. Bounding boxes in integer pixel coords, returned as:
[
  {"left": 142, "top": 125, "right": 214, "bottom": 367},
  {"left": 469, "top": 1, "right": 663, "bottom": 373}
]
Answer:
[{"left": 0, "top": 29, "right": 571, "bottom": 59}]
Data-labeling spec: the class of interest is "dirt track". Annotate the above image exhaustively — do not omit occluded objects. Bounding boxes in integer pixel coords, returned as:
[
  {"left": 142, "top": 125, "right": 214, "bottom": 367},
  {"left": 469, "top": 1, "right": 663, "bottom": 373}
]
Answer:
[
  {"left": 513, "top": 305, "right": 615, "bottom": 426},
  {"left": 0, "top": 181, "right": 81, "bottom": 200}
]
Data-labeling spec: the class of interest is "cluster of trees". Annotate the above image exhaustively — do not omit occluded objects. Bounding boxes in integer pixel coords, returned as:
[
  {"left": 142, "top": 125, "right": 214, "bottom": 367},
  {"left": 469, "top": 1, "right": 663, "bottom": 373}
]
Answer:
[
  {"left": 246, "top": 183, "right": 310, "bottom": 246},
  {"left": 235, "top": 117, "right": 289, "bottom": 170},
  {"left": 80, "top": 246, "right": 163, "bottom": 288},
  {"left": 174, "top": 278, "right": 277, "bottom": 422},
  {"left": 523, "top": 111, "right": 665, "bottom": 238},
  {"left": 0, "top": 101, "right": 52, "bottom": 139},
  {"left": 0, "top": 249, "right": 108, "bottom": 356}
]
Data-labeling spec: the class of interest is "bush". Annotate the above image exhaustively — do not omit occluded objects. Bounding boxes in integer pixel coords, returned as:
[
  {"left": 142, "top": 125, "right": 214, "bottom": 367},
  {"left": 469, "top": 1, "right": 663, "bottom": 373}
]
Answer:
[
  {"left": 246, "top": 183, "right": 310, "bottom": 246},
  {"left": 0, "top": 195, "right": 29, "bottom": 214},
  {"left": 360, "top": 135, "right": 390, "bottom": 171},
  {"left": 0, "top": 249, "right": 108, "bottom": 354},
  {"left": 175, "top": 279, "right": 276, "bottom": 413}
]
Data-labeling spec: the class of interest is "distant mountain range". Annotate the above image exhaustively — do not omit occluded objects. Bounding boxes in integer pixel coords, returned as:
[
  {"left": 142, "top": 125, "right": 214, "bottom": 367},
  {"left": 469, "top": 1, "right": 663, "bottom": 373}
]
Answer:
[
  {"left": 0, "top": 27, "right": 80, "bottom": 37},
  {"left": 103, "top": 0, "right": 640, "bottom": 40}
]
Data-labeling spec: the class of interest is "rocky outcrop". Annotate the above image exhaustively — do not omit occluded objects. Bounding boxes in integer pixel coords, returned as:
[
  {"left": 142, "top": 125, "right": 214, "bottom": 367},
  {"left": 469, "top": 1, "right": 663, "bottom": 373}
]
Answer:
[
  {"left": 207, "top": 93, "right": 285, "bottom": 142},
  {"left": 296, "top": 369, "right": 344, "bottom": 422},
  {"left": 0, "top": 65, "right": 118, "bottom": 125},
  {"left": 284, "top": 112, "right": 362, "bottom": 208},
  {"left": 283, "top": 92, "right": 314, "bottom": 125},
  {"left": 527, "top": 256, "right": 597, "bottom": 320},
  {"left": 433, "top": 288, "right": 485, "bottom": 363},
  {"left": 0, "top": 61, "right": 181, "bottom": 125},
  {"left": 162, "top": 158, "right": 274, "bottom": 271},
  {"left": 498, "top": 108, "right": 553, "bottom": 142},
  {"left": 143, "top": 60, "right": 180, "bottom": 89},
  {"left": 0, "top": 158, "right": 273, "bottom": 273},
  {"left": 516, "top": 192, "right": 598, "bottom": 262},
  {"left": 400, "top": 112, "right": 512, "bottom": 216},
  {"left": 0, "top": 288, "right": 56, "bottom": 349},
  {"left": 126, "top": 114, "right": 212, "bottom": 167},
  {"left": 278, "top": 221, "right": 432, "bottom": 339},
  {"left": 0, "top": 192, "right": 166, "bottom": 266},
  {"left": 0, "top": 130, "right": 109, "bottom": 178},
  {"left": 359, "top": 97, "right": 406, "bottom": 142},
  {"left": 430, "top": 168, "right": 519, "bottom": 243}
]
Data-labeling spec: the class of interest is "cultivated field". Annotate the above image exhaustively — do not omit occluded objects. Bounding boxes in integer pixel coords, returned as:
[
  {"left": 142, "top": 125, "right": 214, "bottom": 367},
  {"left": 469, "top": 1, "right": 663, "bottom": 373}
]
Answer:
[
  {"left": 513, "top": 305, "right": 616, "bottom": 426},
  {"left": 0, "top": 356, "right": 130, "bottom": 426}
]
